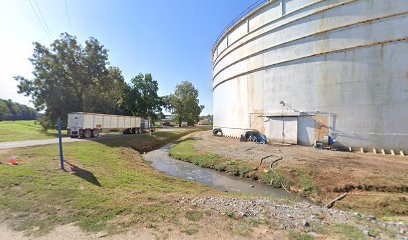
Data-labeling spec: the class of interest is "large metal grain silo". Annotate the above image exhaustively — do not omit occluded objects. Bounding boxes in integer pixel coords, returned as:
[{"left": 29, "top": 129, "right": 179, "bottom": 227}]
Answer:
[{"left": 212, "top": 0, "right": 408, "bottom": 153}]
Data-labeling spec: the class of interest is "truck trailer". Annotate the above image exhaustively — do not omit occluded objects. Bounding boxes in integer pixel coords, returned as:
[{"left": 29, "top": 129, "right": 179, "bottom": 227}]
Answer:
[{"left": 67, "top": 112, "right": 151, "bottom": 138}]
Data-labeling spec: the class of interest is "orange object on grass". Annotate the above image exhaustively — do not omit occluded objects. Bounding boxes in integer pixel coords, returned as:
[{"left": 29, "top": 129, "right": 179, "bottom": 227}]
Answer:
[{"left": 9, "top": 156, "right": 18, "bottom": 165}]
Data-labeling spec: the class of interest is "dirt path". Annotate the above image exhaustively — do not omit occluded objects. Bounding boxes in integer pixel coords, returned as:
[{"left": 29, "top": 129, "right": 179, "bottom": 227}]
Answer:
[
  {"left": 0, "top": 223, "right": 270, "bottom": 240},
  {"left": 0, "top": 205, "right": 297, "bottom": 240}
]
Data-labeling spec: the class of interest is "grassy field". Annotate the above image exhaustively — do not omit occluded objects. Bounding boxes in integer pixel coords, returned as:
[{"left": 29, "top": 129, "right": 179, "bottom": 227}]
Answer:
[
  {"left": 0, "top": 120, "right": 62, "bottom": 142},
  {"left": 0, "top": 130, "right": 216, "bottom": 236}
]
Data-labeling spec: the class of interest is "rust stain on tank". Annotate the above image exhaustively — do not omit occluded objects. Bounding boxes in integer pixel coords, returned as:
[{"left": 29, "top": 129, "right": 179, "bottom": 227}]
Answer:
[
  {"left": 314, "top": 114, "right": 330, "bottom": 141},
  {"left": 379, "top": 43, "right": 384, "bottom": 60}
]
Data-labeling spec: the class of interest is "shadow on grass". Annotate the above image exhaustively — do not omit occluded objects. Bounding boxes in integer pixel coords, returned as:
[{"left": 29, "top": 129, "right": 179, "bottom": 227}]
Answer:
[{"left": 65, "top": 161, "right": 102, "bottom": 187}]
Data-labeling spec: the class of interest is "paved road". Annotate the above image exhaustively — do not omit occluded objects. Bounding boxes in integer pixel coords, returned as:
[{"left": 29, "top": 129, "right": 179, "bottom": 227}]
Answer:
[{"left": 0, "top": 128, "right": 191, "bottom": 150}]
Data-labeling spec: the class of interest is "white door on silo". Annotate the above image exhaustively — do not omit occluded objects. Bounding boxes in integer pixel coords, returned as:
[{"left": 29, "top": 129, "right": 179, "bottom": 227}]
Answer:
[
  {"left": 282, "top": 117, "right": 298, "bottom": 144},
  {"left": 265, "top": 117, "right": 298, "bottom": 144}
]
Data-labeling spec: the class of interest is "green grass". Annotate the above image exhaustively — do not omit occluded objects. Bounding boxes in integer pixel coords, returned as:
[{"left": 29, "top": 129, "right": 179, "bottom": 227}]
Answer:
[
  {"left": 169, "top": 140, "right": 221, "bottom": 168},
  {"left": 333, "top": 223, "right": 367, "bottom": 240},
  {"left": 261, "top": 170, "right": 293, "bottom": 189},
  {"left": 225, "top": 210, "right": 235, "bottom": 218},
  {"left": 338, "top": 193, "right": 408, "bottom": 217},
  {"left": 288, "top": 230, "right": 315, "bottom": 240},
  {"left": 289, "top": 168, "right": 317, "bottom": 196},
  {"left": 0, "top": 130, "right": 211, "bottom": 235},
  {"left": 185, "top": 211, "right": 204, "bottom": 222},
  {"left": 0, "top": 120, "right": 63, "bottom": 142},
  {"left": 169, "top": 139, "right": 257, "bottom": 178}
]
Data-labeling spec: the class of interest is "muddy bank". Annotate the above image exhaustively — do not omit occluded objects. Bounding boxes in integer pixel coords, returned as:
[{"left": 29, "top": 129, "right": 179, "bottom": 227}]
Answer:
[
  {"left": 143, "top": 145, "right": 301, "bottom": 199},
  {"left": 171, "top": 131, "right": 408, "bottom": 217}
]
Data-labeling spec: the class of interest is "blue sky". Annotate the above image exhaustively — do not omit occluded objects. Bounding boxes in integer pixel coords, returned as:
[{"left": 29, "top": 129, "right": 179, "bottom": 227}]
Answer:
[{"left": 0, "top": 0, "right": 256, "bottom": 115}]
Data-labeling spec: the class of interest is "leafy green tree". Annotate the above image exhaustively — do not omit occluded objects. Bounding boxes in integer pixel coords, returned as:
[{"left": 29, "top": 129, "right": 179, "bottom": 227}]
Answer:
[
  {"left": 126, "top": 73, "right": 163, "bottom": 121},
  {"left": 0, "top": 99, "right": 38, "bottom": 121},
  {"left": 0, "top": 100, "right": 11, "bottom": 121},
  {"left": 167, "top": 81, "right": 204, "bottom": 126},
  {"left": 5, "top": 100, "right": 22, "bottom": 121},
  {"left": 15, "top": 33, "right": 127, "bottom": 129},
  {"left": 86, "top": 67, "right": 129, "bottom": 114}
]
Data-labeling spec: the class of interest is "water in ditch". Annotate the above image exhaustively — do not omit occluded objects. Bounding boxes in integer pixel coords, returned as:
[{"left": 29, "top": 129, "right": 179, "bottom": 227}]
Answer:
[{"left": 143, "top": 145, "right": 301, "bottom": 200}]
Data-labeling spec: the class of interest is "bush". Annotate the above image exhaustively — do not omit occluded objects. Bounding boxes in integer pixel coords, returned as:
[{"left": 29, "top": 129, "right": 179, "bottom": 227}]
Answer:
[
  {"left": 214, "top": 162, "right": 227, "bottom": 172},
  {"left": 261, "top": 171, "right": 293, "bottom": 189},
  {"left": 227, "top": 161, "right": 241, "bottom": 176}
]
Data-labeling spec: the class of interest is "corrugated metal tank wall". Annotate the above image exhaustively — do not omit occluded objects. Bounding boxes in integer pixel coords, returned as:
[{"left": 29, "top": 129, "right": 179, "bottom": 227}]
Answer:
[{"left": 212, "top": 0, "right": 408, "bottom": 152}]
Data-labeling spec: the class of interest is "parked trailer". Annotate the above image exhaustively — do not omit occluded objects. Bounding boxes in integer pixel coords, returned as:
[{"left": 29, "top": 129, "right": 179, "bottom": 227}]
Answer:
[
  {"left": 141, "top": 119, "right": 155, "bottom": 133},
  {"left": 67, "top": 112, "right": 148, "bottom": 138}
]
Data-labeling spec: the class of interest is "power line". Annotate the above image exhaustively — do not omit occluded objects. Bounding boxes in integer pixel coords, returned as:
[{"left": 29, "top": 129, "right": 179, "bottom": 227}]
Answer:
[
  {"left": 33, "top": 0, "right": 53, "bottom": 38},
  {"left": 64, "top": 0, "right": 72, "bottom": 31},
  {"left": 27, "top": 0, "right": 51, "bottom": 40}
]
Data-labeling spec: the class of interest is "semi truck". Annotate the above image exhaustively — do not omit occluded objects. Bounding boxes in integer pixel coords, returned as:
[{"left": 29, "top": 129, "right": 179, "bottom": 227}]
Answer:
[{"left": 67, "top": 112, "right": 153, "bottom": 138}]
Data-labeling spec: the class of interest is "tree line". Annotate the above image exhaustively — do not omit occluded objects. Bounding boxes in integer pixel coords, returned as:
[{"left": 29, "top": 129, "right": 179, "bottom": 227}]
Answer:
[
  {"left": 15, "top": 33, "right": 204, "bottom": 129},
  {"left": 0, "top": 99, "right": 38, "bottom": 121}
]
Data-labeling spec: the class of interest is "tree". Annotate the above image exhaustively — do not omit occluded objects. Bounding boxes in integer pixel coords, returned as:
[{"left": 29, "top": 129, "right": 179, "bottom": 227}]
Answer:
[
  {"left": 15, "top": 33, "right": 127, "bottom": 129},
  {"left": 0, "top": 99, "right": 38, "bottom": 121},
  {"left": 0, "top": 100, "right": 11, "bottom": 121},
  {"left": 126, "top": 73, "right": 163, "bottom": 121},
  {"left": 5, "top": 100, "right": 22, "bottom": 121},
  {"left": 167, "top": 81, "right": 204, "bottom": 126},
  {"left": 86, "top": 67, "right": 129, "bottom": 115}
]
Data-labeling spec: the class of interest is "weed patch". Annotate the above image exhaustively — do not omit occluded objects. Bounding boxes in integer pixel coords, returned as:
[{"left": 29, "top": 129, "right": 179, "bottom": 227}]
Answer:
[
  {"left": 226, "top": 221, "right": 253, "bottom": 237},
  {"left": 261, "top": 170, "right": 293, "bottom": 189},
  {"left": 225, "top": 210, "right": 235, "bottom": 218},
  {"left": 179, "top": 224, "right": 199, "bottom": 235},
  {"left": 333, "top": 223, "right": 366, "bottom": 240},
  {"left": 289, "top": 168, "right": 317, "bottom": 196},
  {"left": 169, "top": 140, "right": 257, "bottom": 179},
  {"left": 185, "top": 211, "right": 204, "bottom": 222},
  {"left": 288, "top": 230, "right": 315, "bottom": 240}
]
